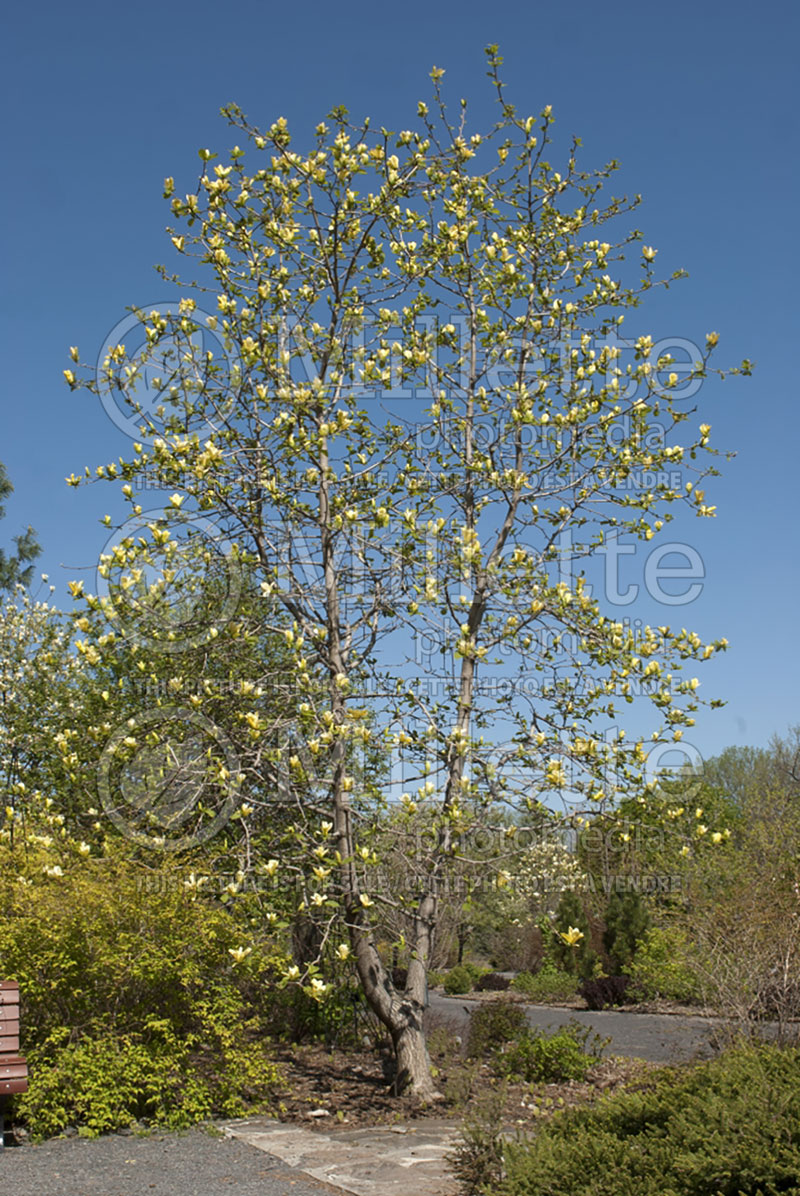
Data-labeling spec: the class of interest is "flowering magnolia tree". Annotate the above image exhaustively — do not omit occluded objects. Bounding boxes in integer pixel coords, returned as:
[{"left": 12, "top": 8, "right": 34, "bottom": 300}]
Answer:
[
  {"left": 63, "top": 47, "right": 748, "bottom": 1098},
  {"left": 0, "top": 587, "right": 89, "bottom": 837}
]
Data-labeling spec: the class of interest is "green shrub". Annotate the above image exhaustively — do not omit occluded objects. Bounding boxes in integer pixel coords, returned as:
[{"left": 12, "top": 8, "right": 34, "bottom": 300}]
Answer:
[
  {"left": 550, "top": 892, "right": 596, "bottom": 979},
  {"left": 628, "top": 926, "right": 701, "bottom": 1004},
  {"left": 512, "top": 966, "right": 578, "bottom": 1003},
  {"left": 17, "top": 1027, "right": 281, "bottom": 1139},
  {"left": 498, "top": 1044, "right": 800, "bottom": 1196},
  {"left": 476, "top": 972, "right": 512, "bottom": 992},
  {"left": 444, "top": 964, "right": 475, "bottom": 995},
  {"left": 493, "top": 1021, "right": 606, "bottom": 1084},
  {"left": 427, "top": 969, "right": 446, "bottom": 989},
  {"left": 603, "top": 891, "right": 651, "bottom": 973},
  {"left": 466, "top": 1000, "right": 527, "bottom": 1058},
  {"left": 0, "top": 852, "right": 287, "bottom": 1137}
]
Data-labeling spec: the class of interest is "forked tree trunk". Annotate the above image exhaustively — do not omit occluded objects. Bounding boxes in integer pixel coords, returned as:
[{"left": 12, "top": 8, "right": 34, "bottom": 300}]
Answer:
[
  {"left": 317, "top": 427, "right": 442, "bottom": 1100},
  {"left": 350, "top": 903, "right": 442, "bottom": 1101}
]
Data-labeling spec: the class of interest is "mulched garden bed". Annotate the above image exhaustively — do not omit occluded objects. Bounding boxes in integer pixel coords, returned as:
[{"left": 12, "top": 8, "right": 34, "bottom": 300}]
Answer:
[{"left": 268, "top": 1036, "right": 662, "bottom": 1134}]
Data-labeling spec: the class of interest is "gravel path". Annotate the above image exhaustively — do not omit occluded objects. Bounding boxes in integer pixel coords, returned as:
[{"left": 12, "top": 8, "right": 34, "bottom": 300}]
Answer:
[{"left": 0, "top": 1126, "right": 339, "bottom": 1196}]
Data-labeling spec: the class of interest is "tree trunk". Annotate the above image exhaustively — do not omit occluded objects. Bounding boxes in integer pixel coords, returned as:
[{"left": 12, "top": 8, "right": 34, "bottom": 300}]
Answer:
[
  {"left": 391, "top": 1013, "right": 440, "bottom": 1101},
  {"left": 350, "top": 909, "right": 442, "bottom": 1101},
  {"left": 457, "top": 921, "right": 467, "bottom": 964}
]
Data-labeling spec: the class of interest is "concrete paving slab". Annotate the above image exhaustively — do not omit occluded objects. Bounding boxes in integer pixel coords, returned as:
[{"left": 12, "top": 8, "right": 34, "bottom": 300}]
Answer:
[{"left": 223, "top": 1118, "right": 460, "bottom": 1196}]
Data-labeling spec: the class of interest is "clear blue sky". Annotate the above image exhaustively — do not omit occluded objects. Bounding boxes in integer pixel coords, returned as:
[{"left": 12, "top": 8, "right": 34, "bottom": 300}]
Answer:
[{"left": 1, "top": 0, "right": 797, "bottom": 762}]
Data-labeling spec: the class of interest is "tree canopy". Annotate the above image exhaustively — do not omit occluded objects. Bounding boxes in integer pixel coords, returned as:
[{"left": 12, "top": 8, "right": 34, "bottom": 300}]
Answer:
[{"left": 61, "top": 46, "right": 750, "bottom": 1096}]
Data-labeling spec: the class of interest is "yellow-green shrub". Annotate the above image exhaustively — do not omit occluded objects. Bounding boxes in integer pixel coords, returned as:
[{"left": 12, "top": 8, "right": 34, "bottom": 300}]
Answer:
[
  {"left": 0, "top": 847, "right": 287, "bottom": 1137},
  {"left": 628, "top": 926, "right": 701, "bottom": 1004}
]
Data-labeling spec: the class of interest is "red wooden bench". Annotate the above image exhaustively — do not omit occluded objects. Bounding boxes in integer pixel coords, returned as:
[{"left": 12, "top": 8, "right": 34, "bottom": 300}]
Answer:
[{"left": 0, "top": 982, "right": 28, "bottom": 1150}]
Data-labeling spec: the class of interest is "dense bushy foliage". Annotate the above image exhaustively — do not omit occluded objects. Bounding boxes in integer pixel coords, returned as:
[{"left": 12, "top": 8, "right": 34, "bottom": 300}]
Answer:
[
  {"left": 476, "top": 972, "right": 512, "bottom": 992},
  {"left": 511, "top": 966, "right": 578, "bottom": 1002},
  {"left": 0, "top": 850, "right": 289, "bottom": 1137},
  {"left": 580, "top": 974, "right": 632, "bottom": 1010},
  {"left": 602, "top": 891, "right": 651, "bottom": 973},
  {"left": 493, "top": 1021, "right": 606, "bottom": 1083},
  {"left": 466, "top": 1000, "right": 528, "bottom": 1058},
  {"left": 499, "top": 1045, "right": 800, "bottom": 1196},
  {"left": 628, "top": 926, "right": 701, "bottom": 1003},
  {"left": 444, "top": 964, "right": 477, "bottom": 995}
]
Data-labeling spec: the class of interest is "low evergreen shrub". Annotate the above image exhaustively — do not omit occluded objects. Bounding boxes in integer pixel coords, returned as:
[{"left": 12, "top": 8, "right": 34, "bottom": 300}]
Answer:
[
  {"left": 466, "top": 1000, "right": 528, "bottom": 1058},
  {"left": 511, "top": 966, "right": 578, "bottom": 1002},
  {"left": 476, "top": 972, "right": 512, "bottom": 992},
  {"left": 498, "top": 1044, "right": 800, "bottom": 1196},
  {"left": 444, "top": 964, "right": 475, "bottom": 995}
]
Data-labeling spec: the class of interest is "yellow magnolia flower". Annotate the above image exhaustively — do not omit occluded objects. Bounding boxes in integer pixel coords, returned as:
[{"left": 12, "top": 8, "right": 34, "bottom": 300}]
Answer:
[
  {"left": 545, "top": 759, "right": 567, "bottom": 788},
  {"left": 559, "top": 926, "right": 584, "bottom": 947},
  {"left": 228, "top": 946, "right": 252, "bottom": 964},
  {"left": 184, "top": 872, "right": 209, "bottom": 891}
]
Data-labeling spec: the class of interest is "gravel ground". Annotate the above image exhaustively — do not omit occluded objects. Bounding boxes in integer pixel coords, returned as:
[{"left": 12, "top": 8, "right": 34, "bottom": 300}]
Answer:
[{"left": 0, "top": 1126, "right": 339, "bottom": 1196}]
